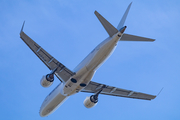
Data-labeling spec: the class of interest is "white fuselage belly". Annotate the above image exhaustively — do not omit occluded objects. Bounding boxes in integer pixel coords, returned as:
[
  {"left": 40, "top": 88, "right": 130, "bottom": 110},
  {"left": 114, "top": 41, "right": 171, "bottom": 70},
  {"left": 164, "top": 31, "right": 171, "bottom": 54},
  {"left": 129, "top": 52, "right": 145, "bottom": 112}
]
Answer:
[{"left": 39, "top": 32, "right": 122, "bottom": 117}]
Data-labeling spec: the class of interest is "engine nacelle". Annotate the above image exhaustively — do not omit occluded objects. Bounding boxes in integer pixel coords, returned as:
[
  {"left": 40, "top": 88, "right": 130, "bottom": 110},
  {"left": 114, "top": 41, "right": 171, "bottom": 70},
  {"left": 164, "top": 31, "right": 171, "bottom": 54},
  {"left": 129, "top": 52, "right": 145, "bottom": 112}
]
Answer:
[
  {"left": 40, "top": 74, "right": 54, "bottom": 88},
  {"left": 83, "top": 95, "right": 98, "bottom": 108}
]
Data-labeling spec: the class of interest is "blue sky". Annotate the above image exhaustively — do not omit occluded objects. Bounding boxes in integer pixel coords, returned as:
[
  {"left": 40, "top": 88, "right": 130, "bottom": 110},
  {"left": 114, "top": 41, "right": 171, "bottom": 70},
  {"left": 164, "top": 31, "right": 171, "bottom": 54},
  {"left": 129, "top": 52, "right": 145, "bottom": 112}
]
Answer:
[{"left": 1, "top": 0, "right": 180, "bottom": 119}]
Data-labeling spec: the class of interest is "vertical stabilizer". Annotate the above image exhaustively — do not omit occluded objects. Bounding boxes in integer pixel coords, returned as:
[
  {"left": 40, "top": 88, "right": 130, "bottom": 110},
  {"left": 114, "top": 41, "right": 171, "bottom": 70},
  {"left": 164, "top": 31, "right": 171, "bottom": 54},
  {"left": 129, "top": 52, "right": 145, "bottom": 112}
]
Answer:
[
  {"left": 95, "top": 11, "right": 118, "bottom": 37},
  {"left": 117, "top": 2, "right": 132, "bottom": 30}
]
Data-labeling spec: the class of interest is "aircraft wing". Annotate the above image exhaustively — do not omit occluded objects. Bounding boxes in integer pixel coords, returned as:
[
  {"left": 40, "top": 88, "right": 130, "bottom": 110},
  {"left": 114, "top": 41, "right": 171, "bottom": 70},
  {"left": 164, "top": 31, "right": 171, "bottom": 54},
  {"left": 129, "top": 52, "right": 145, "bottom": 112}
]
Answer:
[
  {"left": 81, "top": 81, "right": 156, "bottom": 100},
  {"left": 20, "top": 31, "right": 75, "bottom": 83}
]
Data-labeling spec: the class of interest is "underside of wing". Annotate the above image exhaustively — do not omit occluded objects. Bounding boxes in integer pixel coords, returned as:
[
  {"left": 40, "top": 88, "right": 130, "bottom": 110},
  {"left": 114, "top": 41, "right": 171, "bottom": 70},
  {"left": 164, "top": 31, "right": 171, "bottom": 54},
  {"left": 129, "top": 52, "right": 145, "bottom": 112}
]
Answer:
[
  {"left": 20, "top": 31, "right": 75, "bottom": 83},
  {"left": 81, "top": 81, "right": 156, "bottom": 100}
]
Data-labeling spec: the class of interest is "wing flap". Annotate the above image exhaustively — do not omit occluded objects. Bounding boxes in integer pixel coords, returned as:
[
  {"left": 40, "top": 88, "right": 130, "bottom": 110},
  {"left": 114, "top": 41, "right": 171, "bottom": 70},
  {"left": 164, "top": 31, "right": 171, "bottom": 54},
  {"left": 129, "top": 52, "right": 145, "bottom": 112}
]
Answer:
[
  {"left": 82, "top": 81, "right": 156, "bottom": 100},
  {"left": 20, "top": 31, "right": 75, "bottom": 82}
]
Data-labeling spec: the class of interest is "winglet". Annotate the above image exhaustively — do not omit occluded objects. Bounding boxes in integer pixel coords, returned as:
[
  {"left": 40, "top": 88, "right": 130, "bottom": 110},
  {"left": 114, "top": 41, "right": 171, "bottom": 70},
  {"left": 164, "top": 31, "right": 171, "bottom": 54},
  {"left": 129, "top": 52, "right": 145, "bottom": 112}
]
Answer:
[
  {"left": 20, "top": 21, "right": 25, "bottom": 34},
  {"left": 157, "top": 87, "right": 164, "bottom": 96}
]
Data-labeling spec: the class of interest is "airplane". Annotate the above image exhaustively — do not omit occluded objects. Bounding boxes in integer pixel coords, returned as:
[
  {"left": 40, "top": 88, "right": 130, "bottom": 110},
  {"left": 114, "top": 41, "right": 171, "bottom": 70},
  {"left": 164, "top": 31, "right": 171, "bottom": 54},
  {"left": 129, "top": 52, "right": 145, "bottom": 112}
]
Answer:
[{"left": 20, "top": 2, "right": 156, "bottom": 117}]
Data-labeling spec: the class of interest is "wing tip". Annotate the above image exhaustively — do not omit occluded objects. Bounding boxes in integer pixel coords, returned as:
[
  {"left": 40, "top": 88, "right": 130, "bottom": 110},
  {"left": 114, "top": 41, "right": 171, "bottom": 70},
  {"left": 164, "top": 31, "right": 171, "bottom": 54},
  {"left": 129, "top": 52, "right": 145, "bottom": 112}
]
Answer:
[
  {"left": 20, "top": 21, "right": 25, "bottom": 34},
  {"left": 153, "top": 87, "right": 164, "bottom": 100},
  {"left": 151, "top": 95, "right": 157, "bottom": 100}
]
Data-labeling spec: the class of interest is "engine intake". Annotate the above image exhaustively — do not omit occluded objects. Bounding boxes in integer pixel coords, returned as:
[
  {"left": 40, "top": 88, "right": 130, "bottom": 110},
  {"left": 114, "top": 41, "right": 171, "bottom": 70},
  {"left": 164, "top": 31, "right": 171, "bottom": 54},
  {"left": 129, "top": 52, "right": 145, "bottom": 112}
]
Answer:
[
  {"left": 46, "top": 74, "right": 54, "bottom": 82},
  {"left": 40, "top": 74, "right": 54, "bottom": 88},
  {"left": 83, "top": 95, "right": 98, "bottom": 108},
  {"left": 83, "top": 85, "right": 106, "bottom": 108}
]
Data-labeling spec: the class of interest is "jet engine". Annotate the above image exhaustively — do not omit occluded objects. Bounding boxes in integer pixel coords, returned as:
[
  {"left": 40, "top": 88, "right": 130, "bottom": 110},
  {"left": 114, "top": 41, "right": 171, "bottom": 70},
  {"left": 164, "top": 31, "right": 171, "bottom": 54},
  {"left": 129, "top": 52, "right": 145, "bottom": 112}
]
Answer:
[
  {"left": 83, "top": 95, "right": 98, "bottom": 108},
  {"left": 40, "top": 74, "right": 54, "bottom": 87},
  {"left": 83, "top": 85, "right": 106, "bottom": 108}
]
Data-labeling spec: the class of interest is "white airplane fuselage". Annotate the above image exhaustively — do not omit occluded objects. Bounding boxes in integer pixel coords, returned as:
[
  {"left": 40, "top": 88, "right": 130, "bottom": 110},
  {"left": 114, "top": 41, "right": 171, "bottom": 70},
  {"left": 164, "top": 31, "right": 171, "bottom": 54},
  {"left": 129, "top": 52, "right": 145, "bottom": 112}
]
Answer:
[{"left": 39, "top": 32, "right": 122, "bottom": 117}]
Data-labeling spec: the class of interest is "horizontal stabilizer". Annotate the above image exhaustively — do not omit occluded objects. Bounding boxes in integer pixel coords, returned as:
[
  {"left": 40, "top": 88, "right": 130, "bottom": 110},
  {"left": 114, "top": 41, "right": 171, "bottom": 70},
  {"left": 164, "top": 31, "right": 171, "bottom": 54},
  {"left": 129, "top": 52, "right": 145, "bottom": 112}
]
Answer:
[
  {"left": 95, "top": 11, "right": 118, "bottom": 37},
  {"left": 120, "top": 33, "right": 155, "bottom": 42}
]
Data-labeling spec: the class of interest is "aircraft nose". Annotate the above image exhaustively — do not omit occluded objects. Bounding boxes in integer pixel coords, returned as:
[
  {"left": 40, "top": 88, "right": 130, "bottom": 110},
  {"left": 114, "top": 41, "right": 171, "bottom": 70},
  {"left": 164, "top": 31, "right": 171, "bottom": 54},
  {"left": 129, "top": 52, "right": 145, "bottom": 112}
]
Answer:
[
  {"left": 39, "top": 104, "right": 48, "bottom": 117},
  {"left": 39, "top": 109, "right": 48, "bottom": 117},
  {"left": 39, "top": 108, "right": 44, "bottom": 117}
]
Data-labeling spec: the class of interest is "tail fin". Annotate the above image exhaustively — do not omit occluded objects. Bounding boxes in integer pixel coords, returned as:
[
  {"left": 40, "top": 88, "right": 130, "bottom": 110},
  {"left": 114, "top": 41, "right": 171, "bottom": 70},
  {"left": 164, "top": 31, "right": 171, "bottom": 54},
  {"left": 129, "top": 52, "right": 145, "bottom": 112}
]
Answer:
[
  {"left": 117, "top": 3, "right": 155, "bottom": 42},
  {"left": 94, "top": 11, "right": 118, "bottom": 37},
  {"left": 117, "top": 2, "right": 132, "bottom": 30}
]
